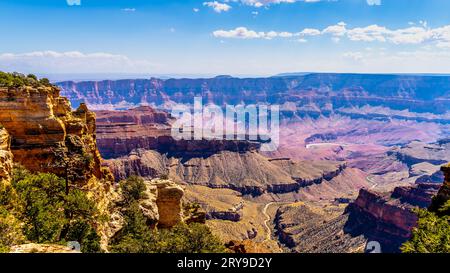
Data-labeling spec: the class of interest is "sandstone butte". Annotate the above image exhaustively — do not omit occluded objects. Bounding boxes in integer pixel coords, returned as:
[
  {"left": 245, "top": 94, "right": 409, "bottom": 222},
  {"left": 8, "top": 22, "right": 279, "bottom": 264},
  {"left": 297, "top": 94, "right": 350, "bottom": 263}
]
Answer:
[{"left": 0, "top": 85, "right": 186, "bottom": 252}]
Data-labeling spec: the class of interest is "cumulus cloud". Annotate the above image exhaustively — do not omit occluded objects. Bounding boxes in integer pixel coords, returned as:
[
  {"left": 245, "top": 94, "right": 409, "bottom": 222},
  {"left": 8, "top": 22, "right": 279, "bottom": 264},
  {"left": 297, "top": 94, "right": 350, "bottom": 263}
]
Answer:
[
  {"left": 299, "top": 28, "right": 321, "bottom": 36},
  {"left": 230, "top": 0, "right": 323, "bottom": 8},
  {"left": 213, "top": 27, "right": 278, "bottom": 39},
  {"left": 322, "top": 22, "right": 347, "bottom": 37},
  {"left": 213, "top": 22, "right": 450, "bottom": 48},
  {"left": 0, "top": 51, "right": 156, "bottom": 74},
  {"left": 203, "top": 1, "right": 232, "bottom": 13},
  {"left": 226, "top": 0, "right": 379, "bottom": 8}
]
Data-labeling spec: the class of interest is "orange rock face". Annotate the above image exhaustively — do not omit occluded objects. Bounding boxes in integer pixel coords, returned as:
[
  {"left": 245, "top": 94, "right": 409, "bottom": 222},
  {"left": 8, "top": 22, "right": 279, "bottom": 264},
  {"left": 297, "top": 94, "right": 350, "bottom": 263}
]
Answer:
[
  {"left": 0, "top": 86, "right": 105, "bottom": 186},
  {"left": 0, "top": 128, "right": 13, "bottom": 184}
]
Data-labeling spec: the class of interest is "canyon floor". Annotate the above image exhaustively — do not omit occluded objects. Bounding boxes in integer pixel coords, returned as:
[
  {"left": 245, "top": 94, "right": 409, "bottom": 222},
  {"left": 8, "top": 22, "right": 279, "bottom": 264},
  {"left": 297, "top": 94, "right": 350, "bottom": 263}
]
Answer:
[{"left": 92, "top": 105, "right": 449, "bottom": 253}]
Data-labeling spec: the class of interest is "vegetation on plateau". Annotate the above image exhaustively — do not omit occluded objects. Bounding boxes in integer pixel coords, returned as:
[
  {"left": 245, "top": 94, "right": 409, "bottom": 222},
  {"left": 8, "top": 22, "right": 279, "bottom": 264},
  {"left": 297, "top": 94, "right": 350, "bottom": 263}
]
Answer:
[
  {"left": 109, "top": 176, "right": 226, "bottom": 253},
  {"left": 0, "top": 166, "right": 102, "bottom": 253},
  {"left": 401, "top": 201, "right": 450, "bottom": 253},
  {"left": 0, "top": 71, "right": 52, "bottom": 88},
  {"left": 1, "top": 171, "right": 226, "bottom": 253}
]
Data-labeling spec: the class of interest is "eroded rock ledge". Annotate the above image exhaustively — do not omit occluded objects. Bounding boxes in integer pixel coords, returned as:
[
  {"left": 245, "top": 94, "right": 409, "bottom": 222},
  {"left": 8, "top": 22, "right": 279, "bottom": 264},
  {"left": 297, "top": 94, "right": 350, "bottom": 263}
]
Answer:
[
  {"left": 0, "top": 128, "right": 13, "bottom": 184},
  {"left": 0, "top": 86, "right": 107, "bottom": 185},
  {"left": 344, "top": 183, "right": 440, "bottom": 252}
]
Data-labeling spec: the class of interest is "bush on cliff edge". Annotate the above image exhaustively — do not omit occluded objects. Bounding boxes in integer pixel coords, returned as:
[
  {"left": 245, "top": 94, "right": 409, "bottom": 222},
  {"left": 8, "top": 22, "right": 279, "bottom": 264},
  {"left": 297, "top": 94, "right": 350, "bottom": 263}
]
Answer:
[{"left": 109, "top": 176, "right": 226, "bottom": 253}]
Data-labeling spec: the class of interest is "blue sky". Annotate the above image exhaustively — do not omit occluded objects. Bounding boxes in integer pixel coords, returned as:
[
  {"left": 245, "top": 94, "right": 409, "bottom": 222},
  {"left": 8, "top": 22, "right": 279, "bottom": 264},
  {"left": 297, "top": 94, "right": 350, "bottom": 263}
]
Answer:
[{"left": 0, "top": 0, "right": 450, "bottom": 77}]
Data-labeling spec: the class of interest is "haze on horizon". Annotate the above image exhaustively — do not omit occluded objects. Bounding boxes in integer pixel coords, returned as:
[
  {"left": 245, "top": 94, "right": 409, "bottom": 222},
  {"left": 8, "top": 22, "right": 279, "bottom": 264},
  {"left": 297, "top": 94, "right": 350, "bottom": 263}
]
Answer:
[{"left": 1, "top": 0, "right": 450, "bottom": 76}]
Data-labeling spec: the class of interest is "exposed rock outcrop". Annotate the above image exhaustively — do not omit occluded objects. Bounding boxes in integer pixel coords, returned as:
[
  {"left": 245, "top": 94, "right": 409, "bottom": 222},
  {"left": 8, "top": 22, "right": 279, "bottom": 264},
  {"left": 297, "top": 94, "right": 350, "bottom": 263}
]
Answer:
[
  {"left": 95, "top": 106, "right": 261, "bottom": 159},
  {"left": 274, "top": 203, "right": 366, "bottom": 253},
  {"left": 0, "top": 86, "right": 107, "bottom": 186},
  {"left": 431, "top": 163, "right": 450, "bottom": 211},
  {"left": 9, "top": 243, "right": 80, "bottom": 253},
  {"left": 345, "top": 183, "right": 440, "bottom": 252},
  {"left": 153, "top": 179, "right": 185, "bottom": 228},
  {"left": 388, "top": 141, "right": 450, "bottom": 167},
  {"left": 0, "top": 85, "right": 115, "bottom": 250},
  {"left": 108, "top": 178, "right": 185, "bottom": 241},
  {"left": 57, "top": 74, "right": 450, "bottom": 116},
  {"left": 104, "top": 148, "right": 346, "bottom": 196},
  {"left": 0, "top": 128, "right": 13, "bottom": 184}
]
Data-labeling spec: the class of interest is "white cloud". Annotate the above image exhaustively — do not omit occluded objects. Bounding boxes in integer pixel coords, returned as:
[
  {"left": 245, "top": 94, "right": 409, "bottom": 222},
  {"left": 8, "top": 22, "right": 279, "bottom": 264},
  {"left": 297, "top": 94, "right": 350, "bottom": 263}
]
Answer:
[
  {"left": 298, "top": 28, "right": 321, "bottom": 36},
  {"left": 322, "top": 22, "right": 347, "bottom": 37},
  {"left": 121, "top": 8, "right": 136, "bottom": 12},
  {"left": 213, "top": 22, "right": 450, "bottom": 48},
  {"left": 213, "top": 27, "right": 291, "bottom": 39},
  {"left": 203, "top": 1, "right": 232, "bottom": 13},
  {"left": 0, "top": 51, "right": 156, "bottom": 74},
  {"left": 230, "top": 0, "right": 323, "bottom": 8},
  {"left": 346, "top": 25, "right": 388, "bottom": 42},
  {"left": 193, "top": 8, "right": 200, "bottom": 12}
]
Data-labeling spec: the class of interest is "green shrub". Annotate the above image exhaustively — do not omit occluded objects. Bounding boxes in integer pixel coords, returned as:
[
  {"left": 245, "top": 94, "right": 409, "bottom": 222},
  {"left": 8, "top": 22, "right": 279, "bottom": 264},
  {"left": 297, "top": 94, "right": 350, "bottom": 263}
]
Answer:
[
  {"left": 120, "top": 176, "right": 148, "bottom": 204},
  {"left": 111, "top": 176, "right": 226, "bottom": 253},
  {"left": 153, "top": 223, "right": 226, "bottom": 253},
  {"left": 3, "top": 167, "right": 102, "bottom": 252},
  {"left": 401, "top": 209, "right": 450, "bottom": 253},
  {"left": 0, "top": 71, "right": 53, "bottom": 88}
]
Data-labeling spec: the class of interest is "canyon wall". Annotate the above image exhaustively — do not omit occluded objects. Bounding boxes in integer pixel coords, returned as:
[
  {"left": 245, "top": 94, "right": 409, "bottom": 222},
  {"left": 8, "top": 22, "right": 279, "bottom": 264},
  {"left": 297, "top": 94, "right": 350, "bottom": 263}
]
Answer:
[
  {"left": 96, "top": 107, "right": 348, "bottom": 196},
  {"left": 95, "top": 106, "right": 262, "bottom": 159},
  {"left": 0, "top": 128, "right": 12, "bottom": 185},
  {"left": 104, "top": 148, "right": 347, "bottom": 196},
  {"left": 57, "top": 74, "right": 450, "bottom": 115},
  {"left": 345, "top": 183, "right": 440, "bottom": 252},
  {"left": 0, "top": 86, "right": 107, "bottom": 187}
]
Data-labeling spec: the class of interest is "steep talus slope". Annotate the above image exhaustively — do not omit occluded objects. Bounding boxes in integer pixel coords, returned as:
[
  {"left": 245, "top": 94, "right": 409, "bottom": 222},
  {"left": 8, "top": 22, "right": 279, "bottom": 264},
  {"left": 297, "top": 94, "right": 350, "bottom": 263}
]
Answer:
[
  {"left": 274, "top": 203, "right": 366, "bottom": 253},
  {"left": 104, "top": 148, "right": 346, "bottom": 196},
  {"left": 97, "top": 107, "right": 347, "bottom": 196}
]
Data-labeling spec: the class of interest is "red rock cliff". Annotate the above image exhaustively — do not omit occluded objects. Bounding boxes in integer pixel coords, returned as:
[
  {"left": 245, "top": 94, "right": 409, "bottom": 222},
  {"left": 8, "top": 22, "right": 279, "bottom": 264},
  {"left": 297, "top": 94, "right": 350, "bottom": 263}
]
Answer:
[{"left": 0, "top": 85, "right": 106, "bottom": 185}]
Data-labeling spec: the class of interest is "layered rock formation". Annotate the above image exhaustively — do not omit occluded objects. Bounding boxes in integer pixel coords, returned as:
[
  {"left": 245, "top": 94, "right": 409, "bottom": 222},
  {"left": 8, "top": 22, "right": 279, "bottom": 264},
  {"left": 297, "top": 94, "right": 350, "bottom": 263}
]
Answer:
[
  {"left": 0, "top": 80, "right": 197, "bottom": 253},
  {"left": 108, "top": 178, "right": 185, "bottom": 240},
  {"left": 96, "top": 107, "right": 348, "bottom": 196},
  {"left": 388, "top": 140, "right": 450, "bottom": 167},
  {"left": 0, "top": 85, "right": 107, "bottom": 186},
  {"left": 57, "top": 74, "right": 450, "bottom": 116},
  {"left": 153, "top": 179, "right": 185, "bottom": 228},
  {"left": 274, "top": 203, "right": 366, "bottom": 253},
  {"left": 105, "top": 148, "right": 346, "bottom": 196},
  {"left": 344, "top": 183, "right": 440, "bottom": 252},
  {"left": 95, "top": 106, "right": 262, "bottom": 159},
  {"left": 0, "top": 128, "right": 12, "bottom": 184}
]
